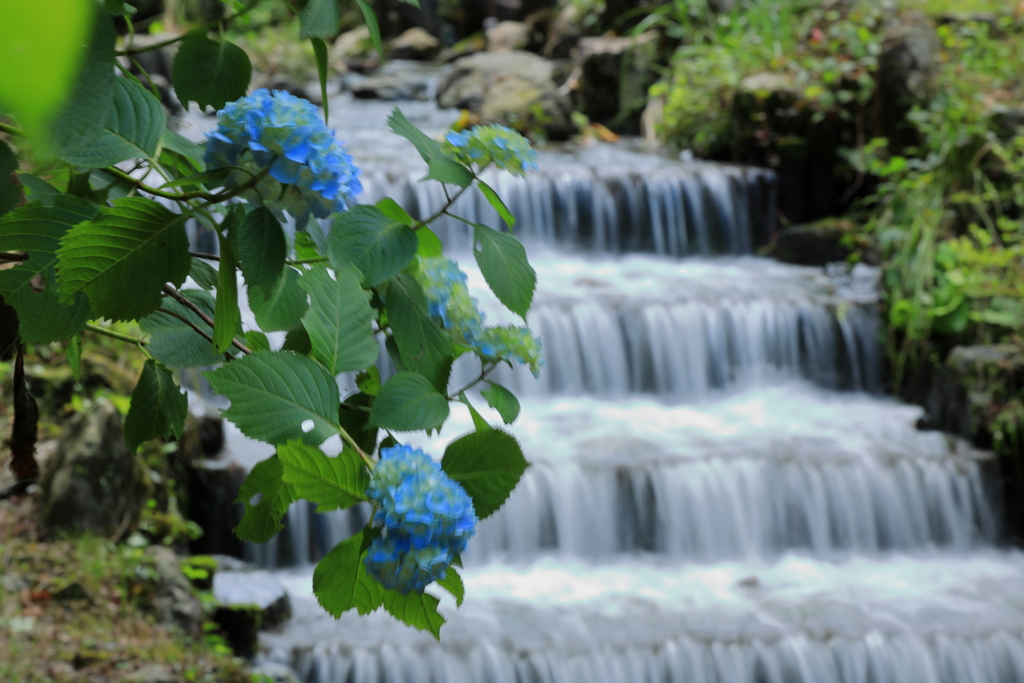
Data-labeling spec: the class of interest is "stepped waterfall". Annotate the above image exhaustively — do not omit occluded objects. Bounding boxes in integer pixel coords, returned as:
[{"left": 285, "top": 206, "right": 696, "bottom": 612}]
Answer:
[{"left": 187, "top": 96, "right": 1024, "bottom": 683}]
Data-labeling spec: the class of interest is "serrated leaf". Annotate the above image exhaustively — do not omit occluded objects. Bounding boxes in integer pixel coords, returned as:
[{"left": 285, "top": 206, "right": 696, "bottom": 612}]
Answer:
[
  {"left": 376, "top": 198, "right": 413, "bottom": 226},
  {"left": 313, "top": 534, "right": 384, "bottom": 618},
  {"left": 387, "top": 108, "right": 443, "bottom": 164},
  {"left": 425, "top": 156, "right": 473, "bottom": 188},
  {"left": 172, "top": 34, "right": 252, "bottom": 111},
  {"left": 368, "top": 372, "right": 449, "bottom": 432},
  {"left": 416, "top": 227, "right": 443, "bottom": 258},
  {"left": 52, "top": 11, "right": 116, "bottom": 156},
  {"left": 472, "top": 223, "right": 535, "bottom": 320},
  {"left": 329, "top": 205, "right": 418, "bottom": 287},
  {"left": 62, "top": 77, "right": 166, "bottom": 168},
  {"left": 298, "top": 266, "right": 378, "bottom": 375},
  {"left": 458, "top": 392, "right": 491, "bottom": 432},
  {"left": 477, "top": 180, "right": 515, "bottom": 230},
  {"left": 355, "top": 367, "right": 381, "bottom": 396},
  {"left": 293, "top": 230, "right": 320, "bottom": 260},
  {"left": 278, "top": 439, "right": 368, "bottom": 511},
  {"left": 244, "top": 329, "right": 271, "bottom": 353},
  {"left": 354, "top": 0, "right": 383, "bottom": 61},
  {"left": 123, "top": 359, "right": 188, "bottom": 452},
  {"left": 384, "top": 274, "right": 452, "bottom": 393},
  {"left": 0, "top": 141, "right": 21, "bottom": 219},
  {"left": 234, "top": 455, "right": 294, "bottom": 543},
  {"left": 0, "top": 197, "right": 98, "bottom": 343},
  {"left": 18, "top": 174, "right": 60, "bottom": 203},
  {"left": 250, "top": 267, "right": 308, "bottom": 332},
  {"left": 161, "top": 129, "right": 205, "bottom": 168},
  {"left": 300, "top": 0, "right": 342, "bottom": 39},
  {"left": 57, "top": 197, "right": 190, "bottom": 321},
  {"left": 481, "top": 382, "right": 520, "bottom": 424},
  {"left": 189, "top": 257, "right": 218, "bottom": 290},
  {"left": 67, "top": 334, "right": 83, "bottom": 381},
  {"left": 214, "top": 231, "right": 240, "bottom": 354},
  {"left": 339, "top": 392, "right": 378, "bottom": 455},
  {"left": 282, "top": 325, "right": 313, "bottom": 354},
  {"left": 436, "top": 567, "right": 464, "bottom": 607},
  {"left": 204, "top": 351, "right": 341, "bottom": 446},
  {"left": 382, "top": 587, "right": 445, "bottom": 639},
  {"left": 441, "top": 428, "right": 528, "bottom": 519},
  {"left": 139, "top": 289, "right": 223, "bottom": 367},
  {"left": 312, "top": 37, "right": 330, "bottom": 123}
]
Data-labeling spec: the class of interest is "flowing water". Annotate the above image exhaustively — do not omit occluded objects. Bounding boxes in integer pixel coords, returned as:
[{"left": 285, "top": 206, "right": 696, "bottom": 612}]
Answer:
[{"left": 178, "top": 72, "right": 1024, "bottom": 683}]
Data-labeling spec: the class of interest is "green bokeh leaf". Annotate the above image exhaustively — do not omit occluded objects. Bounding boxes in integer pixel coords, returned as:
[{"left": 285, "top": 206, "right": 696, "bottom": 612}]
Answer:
[
  {"left": 329, "top": 205, "right": 418, "bottom": 287},
  {"left": 368, "top": 372, "right": 449, "bottom": 432},
  {"left": 472, "top": 223, "right": 535, "bottom": 320},
  {"left": 441, "top": 428, "right": 528, "bottom": 519},
  {"left": 67, "top": 335, "right": 83, "bottom": 382},
  {"left": 139, "top": 289, "right": 224, "bottom": 368},
  {"left": 278, "top": 439, "right": 368, "bottom": 512},
  {"left": 299, "top": 0, "right": 341, "bottom": 38},
  {"left": 481, "top": 382, "right": 520, "bottom": 424},
  {"left": 383, "top": 274, "right": 452, "bottom": 393},
  {"left": 62, "top": 77, "right": 167, "bottom": 168},
  {"left": 234, "top": 455, "right": 295, "bottom": 543},
  {"left": 299, "top": 266, "right": 379, "bottom": 375},
  {"left": 250, "top": 267, "right": 308, "bottom": 332},
  {"left": 123, "top": 359, "right": 188, "bottom": 452},
  {"left": 172, "top": 34, "right": 252, "bottom": 111},
  {"left": 57, "top": 197, "right": 190, "bottom": 321},
  {"left": 51, "top": 11, "right": 116, "bottom": 156},
  {"left": 313, "top": 534, "right": 384, "bottom": 618},
  {"left": 311, "top": 37, "right": 330, "bottom": 124},
  {"left": 0, "top": 197, "right": 98, "bottom": 343},
  {"left": 204, "top": 351, "right": 341, "bottom": 446},
  {"left": 353, "top": 0, "right": 383, "bottom": 61},
  {"left": 0, "top": 141, "right": 22, "bottom": 219}
]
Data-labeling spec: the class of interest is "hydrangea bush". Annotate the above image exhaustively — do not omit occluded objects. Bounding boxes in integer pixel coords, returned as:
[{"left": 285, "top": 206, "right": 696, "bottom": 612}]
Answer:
[{"left": 0, "top": 2, "right": 538, "bottom": 638}]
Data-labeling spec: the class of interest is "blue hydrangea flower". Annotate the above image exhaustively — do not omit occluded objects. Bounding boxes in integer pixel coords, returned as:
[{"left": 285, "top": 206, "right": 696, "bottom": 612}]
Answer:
[
  {"left": 414, "top": 256, "right": 543, "bottom": 377},
  {"left": 442, "top": 125, "right": 538, "bottom": 176},
  {"left": 364, "top": 445, "right": 477, "bottom": 593},
  {"left": 204, "top": 89, "right": 362, "bottom": 226}
]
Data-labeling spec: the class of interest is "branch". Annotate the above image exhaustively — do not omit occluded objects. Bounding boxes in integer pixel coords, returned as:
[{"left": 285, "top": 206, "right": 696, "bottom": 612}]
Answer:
[
  {"left": 447, "top": 361, "right": 498, "bottom": 401},
  {"left": 105, "top": 164, "right": 269, "bottom": 203},
  {"left": 0, "top": 252, "right": 27, "bottom": 263},
  {"left": 414, "top": 183, "right": 474, "bottom": 230},
  {"left": 162, "top": 285, "right": 251, "bottom": 355},
  {"left": 0, "top": 122, "right": 25, "bottom": 138},
  {"left": 189, "top": 251, "right": 220, "bottom": 261},
  {"left": 84, "top": 322, "right": 154, "bottom": 360}
]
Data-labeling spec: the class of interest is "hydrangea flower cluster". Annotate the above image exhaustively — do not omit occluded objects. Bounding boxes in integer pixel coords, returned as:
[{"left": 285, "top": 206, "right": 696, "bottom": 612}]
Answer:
[
  {"left": 442, "top": 125, "right": 539, "bottom": 176},
  {"left": 364, "top": 445, "right": 477, "bottom": 593},
  {"left": 415, "top": 256, "right": 543, "bottom": 377},
  {"left": 204, "top": 89, "right": 362, "bottom": 225}
]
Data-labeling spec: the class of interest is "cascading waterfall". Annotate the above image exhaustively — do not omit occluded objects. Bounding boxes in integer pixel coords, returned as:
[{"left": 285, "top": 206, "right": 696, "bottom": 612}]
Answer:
[{"left": 179, "top": 84, "right": 1024, "bottom": 683}]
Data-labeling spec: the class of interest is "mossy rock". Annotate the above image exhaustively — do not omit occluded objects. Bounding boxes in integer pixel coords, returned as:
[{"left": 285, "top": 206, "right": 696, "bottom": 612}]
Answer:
[
  {"left": 213, "top": 604, "right": 262, "bottom": 659},
  {"left": 770, "top": 217, "right": 858, "bottom": 266}
]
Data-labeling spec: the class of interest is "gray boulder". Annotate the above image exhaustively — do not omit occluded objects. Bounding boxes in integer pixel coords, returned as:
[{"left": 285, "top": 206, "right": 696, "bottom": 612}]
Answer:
[
  {"left": 148, "top": 546, "right": 204, "bottom": 636},
  {"left": 351, "top": 73, "right": 430, "bottom": 101},
  {"left": 487, "top": 21, "right": 531, "bottom": 52},
  {"left": 40, "top": 399, "right": 148, "bottom": 536},
  {"left": 878, "top": 12, "right": 939, "bottom": 147},
  {"left": 390, "top": 27, "right": 441, "bottom": 61},
  {"left": 574, "top": 32, "right": 658, "bottom": 134},
  {"left": 214, "top": 570, "right": 292, "bottom": 628}
]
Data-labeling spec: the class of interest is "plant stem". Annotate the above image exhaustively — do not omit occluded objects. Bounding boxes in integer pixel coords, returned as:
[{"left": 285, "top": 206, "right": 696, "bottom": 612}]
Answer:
[
  {"left": 84, "top": 323, "right": 154, "bottom": 360},
  {"left": 447, "top": 361, "right": 498, "bottom": 400},
  {"left": 106, "top": 163, "right": 269, "bottom": 204},
  {"left": 0, "top": 122, "right": 25, "bottom": 138},
  {"left": 190, "top": 251, "right": 220, "bottom": 261},
  {"left": 338, "top": 426, "right": 375, "bottom": 469},
  {"left": 288, "top": 256, "right": 329, "bottom": 265},
  {"left": 116, "top": 0, "right": 262, "bottom": 56},
  {"left": 415, "top": 183, "right": 474, "bottom": 230},
  {"left": 162, "top": 285, "right": 251, "bottom": 356}
]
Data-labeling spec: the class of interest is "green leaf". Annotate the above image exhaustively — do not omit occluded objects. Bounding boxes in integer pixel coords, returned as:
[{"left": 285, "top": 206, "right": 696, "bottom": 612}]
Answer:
[
  {"left": 329, "top": 206, "right": 418, "bottom": 287},
  {"left": 0, "top": 141, "right": 22, "bottom": 219},
  {"left": 57, "top": 197, "right": 190, "bottom": 321},
  {"left": 472, "top": 223, "right": 535, "bottom": 320},
  {"left": 355, "top": 367, "right": 381, "bottom": 396},
  {"left": 383, "top": 274, "right": 453, "bottom": 393},
  {"left": 104, "top": 0, "right": 136, "bottom": 17},
  {"left": 441, "top": 428, "right": 528, "bottom": 519},
  {"left": 62, "top": 77, "right": 167, "bottom": 168},
  {"left": 244, "top": 330, "right": 271, "bottom": 353},
  {"left": 311, "top": 38, "right": 330, "bottom": 124},
  {"left": 204, "top": 351, "right": 341, "bottom": 446},
  {"left": 458, "top": 392, "right": 491, "bottom": 432},
  {"left": 425, "top": 157, "right": 474, "bottom": 188},
  {"left": 375, "top": 198, "right": 413, "bottom": 226},
  {"left": 353, "top": 0, "right": 383, "bottom": 61},
  {"left": 67, "top": 334, "right": 83, "bottom": 382},
  {"left": 0, "top": 197, "right": 98, "bottom": 343},
  {"left": 481, "top": 382, "right": 520, "bottom": 424},
  {"left": 214, "top": 232, "right": 240, "bottom": 354},
  {"left": 237, "top": 207, "right": 286, "bottom": 297},
  {"left": 172, "top": 34, "right": 252, "bottom": 111},
  {"left": 368, "top": 372, "right": 449, "bottom": 432},
  {"left": 250, "top": 267, "right": 308, "bottom": 332},
  {"left": 51, "top": 11, "right": 116, "bottom": 156},
  {"left": 189, "top": 257, "right": 219, "bottom": 290},
  {"left": 0, "top": 0, "right": 93, "bottom": 147},
  {"left": 387, "top": 108, "right": 443, "bottom": 164},
  {"left": 278, "top": 439, "right": 368, "bottom": 511},
  {"left": 300, "top": 0, "right": 341, "bottom": 38},
  {"left": 339, "top": 392, "right": 378, "bottom": 455},
  {"left": 159, "top": 168, "right": 229, "bottom": 191},
  {"left": 161, "top": 129, "right": 205, "bottom": 168},
  {"left": 299, "top": 266, "right": 379, "bottom": 375},
  {"left": 234, "top": 455, "right": 294, "bottom": 543},
  {"left": 382, "top": 588, "right": 444, "bottom": 639},
  {"left": 436, "top": 567, "right": 464, "bottom": 607},
  {"left": 18, "top": 174, "right": 60, "bottom": 203},
  {"left": 313, "top": 534, "right": 384, "bottom": 618},
  {"left": 385, "top": 335, "right": 406, "bottom": 373},
  {"left": 477, "top": 180, "right": 515, "bottom": 230},
  {"left": 416, "top": 227, "right": 443, "bottom": 258},
  {"left": 293, "top": 231, "right": 320, "bottom": 260},
  {"left": 139, "top": 289, "right": 224, "bottom": 368},
  {"left": 123, "top": 359, "right": 188, "bottom": 452},
  {"left": 282, "top": 325, "right": 313, "bottom": 355}
]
